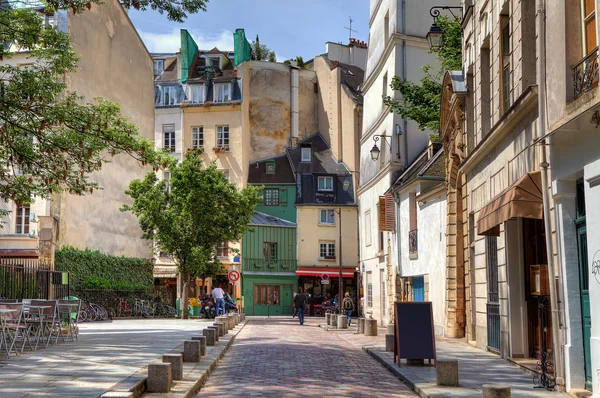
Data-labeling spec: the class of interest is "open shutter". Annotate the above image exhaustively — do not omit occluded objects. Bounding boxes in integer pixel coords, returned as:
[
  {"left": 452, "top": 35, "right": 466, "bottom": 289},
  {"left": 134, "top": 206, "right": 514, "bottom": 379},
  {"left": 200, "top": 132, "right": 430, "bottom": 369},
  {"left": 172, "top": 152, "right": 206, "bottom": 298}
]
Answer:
[
  {"left": 384, "top": 193, "right": 396, "bottom": 232},
  {"left": 279, "top": 188, "right": 287, "bottom": 205},
  {"left": 378, "top": 196, "right": 386, "bottom": 231}
]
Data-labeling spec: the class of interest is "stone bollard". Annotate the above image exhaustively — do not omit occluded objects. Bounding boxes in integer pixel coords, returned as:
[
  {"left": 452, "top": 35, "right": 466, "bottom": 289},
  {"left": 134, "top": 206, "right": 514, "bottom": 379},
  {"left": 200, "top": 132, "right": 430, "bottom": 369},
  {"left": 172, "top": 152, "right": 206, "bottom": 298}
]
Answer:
[
  {"left": 202, "top": 328, "right": 216, "bottom": 346},
  {"left": 385, "top": 334, "right": 394, "bottom": 352},
  {"left": 227, "top": 314, "right": 235, "bottom": 330},
  {"left": 482, "top": 384, "right": 511, "bottom": 398},
  {"left": 214, "top": 322, "right": 226, "bottom": 337},
  {"left": 235, "top": 313, "right": 240, "bottom": 324},
  {"left": 325, "top": 313, "right": 331, "bottom": 325},
  {"left": 330, "top": 314, "right": 338, "bottom": 327},
  {"left": 216, "top": 316, "right": 229, "bottom": 332},
  {"left": 183, "top": 340, "right": 201, "bottom": 362},
  {"left": 162, "top": 353, "right": 183, "bottom": 381},
  {"left": 436, "top": 359, "right": 459, "bottom": 386},
  {"left": 337, "top": 314, "right": 348, "bottom": 329},
  {"left": 147, "top": 363, "right": 172, "bottom": 393},
  {"left": 387, "top": 324, "right": 395, "bottom": 334},
  {"left": 357, "top": 318, "right": 365, "bottom": 334},
  {"left": 207, "top": 326, "right": 220, "bottom": 342},
  {"left": 191, "top": 336, "right": 207, "bottom": 356},
  {"left": 364, "top": 319, "right": 378, "bottom": 336}
]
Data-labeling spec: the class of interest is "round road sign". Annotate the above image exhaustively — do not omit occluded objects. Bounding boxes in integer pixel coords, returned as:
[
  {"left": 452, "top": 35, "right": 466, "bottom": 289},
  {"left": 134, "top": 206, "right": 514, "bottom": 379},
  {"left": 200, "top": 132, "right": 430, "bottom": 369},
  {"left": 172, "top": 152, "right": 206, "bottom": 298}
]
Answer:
[
  {"left": 228, "top": 269, "right": 241, "bottom": 283},
  {"left": 321, "top": 274, "right": 329, "bottom": 281}
]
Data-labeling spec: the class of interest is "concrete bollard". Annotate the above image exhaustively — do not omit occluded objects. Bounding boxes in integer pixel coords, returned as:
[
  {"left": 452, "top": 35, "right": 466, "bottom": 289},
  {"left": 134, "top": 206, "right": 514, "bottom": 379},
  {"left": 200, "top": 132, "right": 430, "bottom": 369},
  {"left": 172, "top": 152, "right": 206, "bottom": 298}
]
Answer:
[
  {"left": 191, "top": 335, "right": 207, "bottom": 356},
  {"left": 387, "top": 324, "right": 395, "bottom": 334},
  {"left": 337, "top": 314, "right": 348, "bottom": 329},
  {"left": 330, "top": 314, "right": 338, "bottom": 327},
  {"left": 214, "top": 322, "right": 226, "bottom": 337},
  {"left": 227, "top": 314, "right": 235, "bottom": 330},
  {"left": 202, "top": 328, "right": 216, "bottom": 346},
  {"left": 216, "top": 316, "right": 229, "bottom": 332},
  {"left": 482, "top": 384, "right": 511, "bottom": 398},
  {"left": 162, "top": 353, "right": 183, "bottom": 380},
  {"left": 364, "top": 319, "right": 378, "bottom": 336},
  {"left": 147, "top": 363, "right": 172, "bottom": 393},
  {"left": 385, "top": 334, "right": 394, "bottom": 352},
  {"left": 436, "top": 359, "right": 459, "bottom": 386},
  {"left": 209, "top": 326, "right": 221, "bottom": 342},
  {"left": 235, "top": 313, "right": 240, "bottom": 324},
  {"left": 183, "top": 340, "right": 201, "bottom": 362},
  {"left": 325, "top": 313, "right": 331, "bottom": 325},
  {"left": 357, "top": 318, "right": 365, "bottom": 334}
]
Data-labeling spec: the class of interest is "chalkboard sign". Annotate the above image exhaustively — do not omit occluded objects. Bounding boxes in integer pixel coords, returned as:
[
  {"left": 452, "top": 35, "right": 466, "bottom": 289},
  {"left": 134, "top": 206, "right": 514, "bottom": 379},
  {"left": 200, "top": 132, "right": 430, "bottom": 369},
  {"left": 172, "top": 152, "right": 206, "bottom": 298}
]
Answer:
[{"left": 394, "top": 302, "right": 436, "bottom": 367}]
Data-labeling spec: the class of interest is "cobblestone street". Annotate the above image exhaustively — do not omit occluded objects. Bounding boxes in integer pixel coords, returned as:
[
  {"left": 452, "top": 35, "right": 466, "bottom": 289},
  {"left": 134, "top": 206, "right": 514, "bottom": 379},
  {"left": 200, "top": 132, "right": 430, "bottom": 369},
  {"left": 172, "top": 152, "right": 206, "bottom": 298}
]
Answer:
[{"left": 195, "top": 317, "right": 416, "bottom": 397}]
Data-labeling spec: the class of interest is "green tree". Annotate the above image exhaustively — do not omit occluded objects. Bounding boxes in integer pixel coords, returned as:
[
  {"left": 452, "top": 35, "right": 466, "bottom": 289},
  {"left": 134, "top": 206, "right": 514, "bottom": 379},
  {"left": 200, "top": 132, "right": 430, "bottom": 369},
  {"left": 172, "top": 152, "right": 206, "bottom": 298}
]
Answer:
[
  {"left": 383, "top": 16, "right": 462, "bottom": 131},
  {"left": 250, "top": 35, "right": 277, "bottom": 62},
  {"left": 0, "top": 0, "right": 210, "bottom": 215},
  {"left": 122, "top": 151, "right": 262, "bottom": 319}
]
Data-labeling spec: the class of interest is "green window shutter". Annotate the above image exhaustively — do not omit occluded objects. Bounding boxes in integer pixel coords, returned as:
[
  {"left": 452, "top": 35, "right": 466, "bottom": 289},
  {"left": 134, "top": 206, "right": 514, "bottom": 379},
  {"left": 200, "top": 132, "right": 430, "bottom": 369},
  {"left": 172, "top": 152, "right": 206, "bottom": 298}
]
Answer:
[{"left": 279, "top": 188, "right": 287, "bottom": 205}]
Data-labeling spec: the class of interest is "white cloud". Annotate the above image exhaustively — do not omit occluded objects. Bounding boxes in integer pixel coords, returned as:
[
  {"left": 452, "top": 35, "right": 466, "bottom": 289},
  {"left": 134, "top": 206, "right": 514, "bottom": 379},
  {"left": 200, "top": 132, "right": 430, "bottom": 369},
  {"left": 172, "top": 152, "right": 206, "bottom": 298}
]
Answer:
[{"left": 138, "top": 28, "right": 235, "bottom": 53}]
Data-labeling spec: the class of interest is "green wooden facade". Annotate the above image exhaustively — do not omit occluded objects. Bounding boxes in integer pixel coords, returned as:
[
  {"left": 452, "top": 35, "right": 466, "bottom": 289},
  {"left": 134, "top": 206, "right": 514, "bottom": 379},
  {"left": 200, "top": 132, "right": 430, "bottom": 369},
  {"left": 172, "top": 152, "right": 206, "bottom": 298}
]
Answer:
[
  {"left": 242, "top": 274, "right": 297, "bottom": 316},
  {"left": 254, "top": 185, "right": 297, "bottom": 223}
]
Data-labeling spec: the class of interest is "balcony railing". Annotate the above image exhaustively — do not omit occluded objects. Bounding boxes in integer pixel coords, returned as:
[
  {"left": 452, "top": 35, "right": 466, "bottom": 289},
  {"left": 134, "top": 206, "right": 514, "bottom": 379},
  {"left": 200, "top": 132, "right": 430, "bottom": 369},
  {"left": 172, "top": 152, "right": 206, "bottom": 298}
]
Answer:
[
  {"left": 409, "top": 229, "right": 418, "bottom": 255},
  {"left": 573, "top": 47, "right": 599, "bottom": 98},
  {"left": 242, "top": 258, "right": 297, "bottom": 273}
]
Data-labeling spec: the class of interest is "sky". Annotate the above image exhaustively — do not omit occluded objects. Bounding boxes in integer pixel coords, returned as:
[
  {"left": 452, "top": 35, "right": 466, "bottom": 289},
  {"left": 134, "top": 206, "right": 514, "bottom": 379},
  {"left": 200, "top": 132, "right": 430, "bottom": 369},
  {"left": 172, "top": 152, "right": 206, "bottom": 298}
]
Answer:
[{"left": 128, "top": 0, "right": 370, "bottom": 62}]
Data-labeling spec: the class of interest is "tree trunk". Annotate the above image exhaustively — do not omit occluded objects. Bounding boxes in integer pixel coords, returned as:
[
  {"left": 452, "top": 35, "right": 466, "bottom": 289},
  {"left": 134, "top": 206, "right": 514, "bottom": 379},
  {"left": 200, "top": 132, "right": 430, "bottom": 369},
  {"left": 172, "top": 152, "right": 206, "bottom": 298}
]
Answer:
[{"left": 181, "top": 271, "right": 189, "bottom": 320}]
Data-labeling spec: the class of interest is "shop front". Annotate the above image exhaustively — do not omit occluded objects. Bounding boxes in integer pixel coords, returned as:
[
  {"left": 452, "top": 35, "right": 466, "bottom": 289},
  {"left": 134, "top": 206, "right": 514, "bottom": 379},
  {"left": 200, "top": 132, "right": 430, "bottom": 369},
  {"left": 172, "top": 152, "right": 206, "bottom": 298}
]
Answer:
[
  {"left": 241, "top": 274, "right": 297, "bottom": 316},
  {"left": 296, "top": 266, "right": 357, "bottom": 316}
]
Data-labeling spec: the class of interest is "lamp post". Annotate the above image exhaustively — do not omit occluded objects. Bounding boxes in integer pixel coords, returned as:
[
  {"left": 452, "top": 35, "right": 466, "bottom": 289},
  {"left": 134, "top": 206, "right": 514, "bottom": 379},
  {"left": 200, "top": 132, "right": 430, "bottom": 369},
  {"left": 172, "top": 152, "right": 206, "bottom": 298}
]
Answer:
[{"left": 426, "top": 6, "right": 463, "bottom": 52}]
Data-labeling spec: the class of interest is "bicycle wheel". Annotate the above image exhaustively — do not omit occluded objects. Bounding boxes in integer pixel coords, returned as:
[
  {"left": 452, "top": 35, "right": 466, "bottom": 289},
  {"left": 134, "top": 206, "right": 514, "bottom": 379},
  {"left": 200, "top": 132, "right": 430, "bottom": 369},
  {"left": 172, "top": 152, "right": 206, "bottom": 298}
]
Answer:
[
  {"left": 78, "top": 309, "right": 88, "bottom": 323},
  {"left": 107, "top": 307, "right": 116, "bottom": 320}
]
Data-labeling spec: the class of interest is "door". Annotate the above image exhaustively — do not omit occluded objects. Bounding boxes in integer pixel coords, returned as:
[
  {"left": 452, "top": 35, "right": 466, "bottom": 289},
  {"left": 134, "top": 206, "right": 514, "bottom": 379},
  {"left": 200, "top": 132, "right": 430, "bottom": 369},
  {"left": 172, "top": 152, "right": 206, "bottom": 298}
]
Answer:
[
  {"left": 576, "top": 179, "right": 592, "bottom": 390},
  {"left": 252, "top": 284, "right": 282, "bottom": 316},
  {"left": 486, "top": 236, "right": 501, "bottom": 352},
  {"left": 282, "top": 285, "right": 293, "bottom": 315},
  {"left": 413, "top": 276, "right": 424, "bottom": 302}
]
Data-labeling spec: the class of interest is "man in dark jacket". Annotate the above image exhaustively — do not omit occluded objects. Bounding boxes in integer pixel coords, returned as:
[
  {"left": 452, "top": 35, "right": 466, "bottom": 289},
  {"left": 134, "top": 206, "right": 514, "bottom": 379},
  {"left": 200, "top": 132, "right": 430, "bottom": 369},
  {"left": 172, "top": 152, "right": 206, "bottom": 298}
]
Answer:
[{"left": 293, "top": 287, "right": 306, "bottom": 325}]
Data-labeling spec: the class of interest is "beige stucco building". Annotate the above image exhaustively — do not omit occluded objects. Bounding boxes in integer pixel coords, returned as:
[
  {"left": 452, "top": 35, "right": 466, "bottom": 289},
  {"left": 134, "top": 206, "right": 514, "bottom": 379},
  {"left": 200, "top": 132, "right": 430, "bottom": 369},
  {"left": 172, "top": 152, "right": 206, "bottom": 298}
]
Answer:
[{"left": 0, "top": 0, "right": 155, "bottom": 261}]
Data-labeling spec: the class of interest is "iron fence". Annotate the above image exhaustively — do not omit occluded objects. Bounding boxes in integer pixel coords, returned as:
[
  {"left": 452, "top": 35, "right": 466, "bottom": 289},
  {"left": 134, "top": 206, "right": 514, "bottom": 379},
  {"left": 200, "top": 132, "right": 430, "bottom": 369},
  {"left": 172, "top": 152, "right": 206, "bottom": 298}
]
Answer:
[
  {"left": 0, "top": 258, "right": 70, "bottom": 300},
  {"left": 242, "top": 258, "right": 298, "bottom": 273},
  {"left": 573, "top": 47, "right": 599, "bottom": 98},
  {"left": 486, "top": 302, "right": 501, "bottom": 352}
]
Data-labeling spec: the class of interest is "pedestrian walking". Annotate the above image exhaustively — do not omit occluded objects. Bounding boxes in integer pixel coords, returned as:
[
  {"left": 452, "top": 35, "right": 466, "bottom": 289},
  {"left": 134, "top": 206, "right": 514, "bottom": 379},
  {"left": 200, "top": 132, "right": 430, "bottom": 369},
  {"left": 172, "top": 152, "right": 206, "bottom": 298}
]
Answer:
[
  {"left": 212, "top": 285, "right": 226, "bottom": 316},
  {"left": 293, "top": 287, "right": 306, "bottom": 325},
  {"left": 292, "top": 292, "right": 298, "bottom": 318},
  {"left": 342, "top": 292, "right": 355, "bottom": 326}
]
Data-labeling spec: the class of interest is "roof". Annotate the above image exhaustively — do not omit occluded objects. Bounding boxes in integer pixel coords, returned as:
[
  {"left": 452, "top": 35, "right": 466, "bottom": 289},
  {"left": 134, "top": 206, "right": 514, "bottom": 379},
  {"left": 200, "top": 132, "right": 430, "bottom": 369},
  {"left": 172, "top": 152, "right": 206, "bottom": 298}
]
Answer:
[
  {"left": 324, "top": 56, "right": 365, "bottom": 105},
  {"left": 448, "top": 71, "right": 467, "bottom": 93},
  {"left": 287, "top": 133, "right": 349, "bottom": 176},
  {"left": 248, "top": 155, "right": 295, "bottom": 185},
  {"left": 393, "top": 144, "right": 445, "bottom": 189},
  {"left": 249, "top": 212, "right": 296, "bottom": 228},
  {"left": 187, "top": 48, "right": 237, "bottom": 83},
  {"left": 156, "top": 57, "right": 178, "bottom": 83}
]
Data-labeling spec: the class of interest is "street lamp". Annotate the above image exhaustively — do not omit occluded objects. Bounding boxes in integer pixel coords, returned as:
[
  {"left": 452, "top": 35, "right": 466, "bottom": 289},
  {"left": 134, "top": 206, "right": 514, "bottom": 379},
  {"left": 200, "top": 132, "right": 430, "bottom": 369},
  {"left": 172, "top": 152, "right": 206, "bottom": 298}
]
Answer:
[
  {"left": 370, "top": 133, "right": 392, "bottom": 161},
  {"left": 426, "top": 6, "right": 463, "bottom": 52}
]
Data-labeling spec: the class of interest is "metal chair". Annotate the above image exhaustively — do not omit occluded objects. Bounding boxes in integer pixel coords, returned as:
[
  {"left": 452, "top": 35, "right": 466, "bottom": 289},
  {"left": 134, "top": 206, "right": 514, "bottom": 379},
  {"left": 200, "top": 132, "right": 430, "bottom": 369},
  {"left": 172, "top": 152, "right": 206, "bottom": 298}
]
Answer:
[
  {"left": 57, "top": 299, "right": 81, "bottom": 342},
  {"left": 29, "top": 300, "right": 58, "bottom": 348},
  {"left": 0, "top": 303, "right": 32, "bottom": 355}
]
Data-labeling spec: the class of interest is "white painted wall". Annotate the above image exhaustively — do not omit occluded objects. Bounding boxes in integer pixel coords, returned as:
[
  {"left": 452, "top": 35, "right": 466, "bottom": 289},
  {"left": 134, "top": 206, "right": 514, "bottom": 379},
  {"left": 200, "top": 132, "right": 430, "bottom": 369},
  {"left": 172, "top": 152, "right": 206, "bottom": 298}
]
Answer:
[
  {"left": 155, "top": 107, "right": 184, "bottom": 162},
  {"left": 325, "top": 42, "right": 367, "bottom": 70}
]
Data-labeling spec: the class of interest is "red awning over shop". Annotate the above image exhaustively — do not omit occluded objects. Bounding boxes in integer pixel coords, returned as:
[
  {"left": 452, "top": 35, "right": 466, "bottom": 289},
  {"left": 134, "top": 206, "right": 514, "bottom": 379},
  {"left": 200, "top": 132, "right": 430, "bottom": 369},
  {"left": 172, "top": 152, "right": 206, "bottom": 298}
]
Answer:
[{"left": 296, "top": 267, "right": 355, "bottom": 278}]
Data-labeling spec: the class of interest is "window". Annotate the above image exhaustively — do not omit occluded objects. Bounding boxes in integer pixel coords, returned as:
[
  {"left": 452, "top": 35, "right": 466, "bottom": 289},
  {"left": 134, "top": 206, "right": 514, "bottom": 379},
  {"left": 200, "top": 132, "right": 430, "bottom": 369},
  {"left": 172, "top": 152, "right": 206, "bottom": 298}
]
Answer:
[
  {"left": 500, "top": 16, "right": 511, "bottom": 114},
  {"left": 319, "top": 242, "right": 336, "bottom": 260},
  {"left": 253, "top": 285, "right": 280, "bottom": 305},
  {"left": 208, "top": 56, "right": 221, "bottom": 68},
  {"left": 216, "top": 126, "right": 229, "bottom": 148},
  {"left": 191, "top": 127, "right": 203, "bottom": 149},
  {"left": 319, "top": 209, "right": 335, "bottom": 225},
  {"left": 318, "top": 176, "right": 334, "bottom": 191},
  {"left": 380, "top": 269, "right": 386, "bottom": 314},
  {"left": 189, "top": 84, "right": 205, "bottom": 104},
  {"left": 365, "top": 210, "right": 372, "bottom": 246},
  {"left": 215, "top": 83, "right": 231, "bottom": 103},
  {"left": 263, "top": 242, "right": 277, "bottom": 260},
  {"left": 266, "top": 162, "right": 275, "bottom": 174},
  {"left": 163, "top": 171, "right": 171, "bottom": 193},
  {"left": 366, "top": 271, "right": 373, "bottom": 308},
  {"left": 384, "top": 12, "right": 389, "bottom": 45},
  {"left": 480, "top": 45, "right": 491, "bottom": 137},
  {"left": 220, "top": 169, "right": 230, "bottom": 181},
  {"left": 153, "top": 60, "right": 164, "bottom": 77},
  {"left": 216, "top": 241, "right": 228, "bottom": 258},
  {"left": 301, "top": 147, "right": 311, "bottom": 162},
  {"left": 161, "top": 86, "right": 178, "bottom": 106},
  {"left": 163, "top": 125, "right": 175, "bottom": 152},
  {"left": 383, "top": 73, "right": 388, "bottom": 103},
  {"left": 15, "top": 205, "right": 30, "bottom": 234},
  {"left": 264, "top": 188, "right": 280, "bottom": 206},
  {"left": 583, "top": 0, "right": 597, "bottom": 55}
]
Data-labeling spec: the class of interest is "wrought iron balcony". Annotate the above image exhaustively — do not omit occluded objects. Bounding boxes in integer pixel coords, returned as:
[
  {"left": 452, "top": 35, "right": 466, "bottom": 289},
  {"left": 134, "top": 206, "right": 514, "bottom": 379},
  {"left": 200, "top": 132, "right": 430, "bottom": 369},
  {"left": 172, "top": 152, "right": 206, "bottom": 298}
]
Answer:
[
  {"left": 242, "top": 258, "right": 297, "bottom": 273},
  {"left": 573, "top": 47, "right": 599, "bottom": 98},
  {"left": 409, "top": 229, "right": 418, "bottom": 255}
]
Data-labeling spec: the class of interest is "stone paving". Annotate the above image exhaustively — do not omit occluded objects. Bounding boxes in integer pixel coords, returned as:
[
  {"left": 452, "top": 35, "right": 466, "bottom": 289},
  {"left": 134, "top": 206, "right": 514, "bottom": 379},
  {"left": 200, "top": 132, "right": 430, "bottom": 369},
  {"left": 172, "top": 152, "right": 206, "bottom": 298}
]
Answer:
[
  {"left": 194, "top": 317, "right": 416, "bottom": 397},
  {"left": 0, "top": 318, "right": 214, "bottom": 398}
]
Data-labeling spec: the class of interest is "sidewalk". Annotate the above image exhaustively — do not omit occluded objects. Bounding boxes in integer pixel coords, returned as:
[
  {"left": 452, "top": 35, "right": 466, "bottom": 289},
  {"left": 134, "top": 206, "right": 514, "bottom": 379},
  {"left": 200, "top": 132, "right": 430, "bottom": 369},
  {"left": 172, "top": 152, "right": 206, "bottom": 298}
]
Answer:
[{"left": 312, "top": 319, "right": 567, "bottom": 398}]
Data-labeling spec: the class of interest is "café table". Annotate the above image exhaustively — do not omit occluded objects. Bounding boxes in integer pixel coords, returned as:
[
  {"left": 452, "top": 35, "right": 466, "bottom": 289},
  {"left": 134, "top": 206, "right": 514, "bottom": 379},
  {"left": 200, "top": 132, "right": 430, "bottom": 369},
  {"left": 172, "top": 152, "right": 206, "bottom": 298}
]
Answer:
[{"left": 0, "top": 308, "right": 17, "bottom": 357}]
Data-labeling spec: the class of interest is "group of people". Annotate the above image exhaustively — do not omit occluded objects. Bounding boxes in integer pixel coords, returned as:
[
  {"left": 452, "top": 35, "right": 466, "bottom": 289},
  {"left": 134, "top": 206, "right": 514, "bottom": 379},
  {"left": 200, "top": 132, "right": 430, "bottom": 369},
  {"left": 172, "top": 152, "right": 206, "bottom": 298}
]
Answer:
[
  {"left": 293, "top": 288, "right": 355, "bottom": 326},
  {"left": 210, "top": 285, "right": 230, "bottom": 316}
]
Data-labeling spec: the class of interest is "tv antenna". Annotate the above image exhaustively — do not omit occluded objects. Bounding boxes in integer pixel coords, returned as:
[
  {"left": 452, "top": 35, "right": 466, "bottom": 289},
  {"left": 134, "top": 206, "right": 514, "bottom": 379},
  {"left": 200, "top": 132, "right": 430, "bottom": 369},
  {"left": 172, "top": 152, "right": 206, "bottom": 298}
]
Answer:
[{"left": 344, "top": 17, "right": 359, "bottom": 41}]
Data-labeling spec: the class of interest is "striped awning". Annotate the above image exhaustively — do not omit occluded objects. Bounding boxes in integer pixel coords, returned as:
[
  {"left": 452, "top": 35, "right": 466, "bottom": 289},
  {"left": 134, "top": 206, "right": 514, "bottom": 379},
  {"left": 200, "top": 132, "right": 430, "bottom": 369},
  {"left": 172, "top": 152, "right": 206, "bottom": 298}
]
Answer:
[{"left": 296, "top": 267, "right": 355, "bottom": 278}]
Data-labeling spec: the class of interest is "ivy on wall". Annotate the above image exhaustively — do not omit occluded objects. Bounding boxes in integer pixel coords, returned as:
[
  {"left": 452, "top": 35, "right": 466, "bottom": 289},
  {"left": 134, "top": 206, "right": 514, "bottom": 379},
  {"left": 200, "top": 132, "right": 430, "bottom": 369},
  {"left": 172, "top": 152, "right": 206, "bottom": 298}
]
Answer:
[{"left": 55, "top": 246, "right": 153, "bottom": 292}]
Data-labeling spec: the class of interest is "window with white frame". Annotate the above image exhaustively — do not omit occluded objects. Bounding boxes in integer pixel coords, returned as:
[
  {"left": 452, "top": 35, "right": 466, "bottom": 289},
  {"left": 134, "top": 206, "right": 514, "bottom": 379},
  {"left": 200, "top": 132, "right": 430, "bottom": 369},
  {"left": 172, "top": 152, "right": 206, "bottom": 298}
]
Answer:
[
  {"left": 189, "top": 84, "right": 205, "bottom": 104},
  {"left": 220, "top": 169, "right": 230, "bottom": 181},
  {"left": 319, "top": 242, "right": 336, "bottom": 260},
  {"left": 216, "top": 125, "right": 229, "bottom": 148},
  {"left": 216, "top": 241, "right": 228, "bottom": 258},
  {"left": 153, "top": 60, "right": 164, "bottom": 77},
  {"left": 318, "top": 176, "right": 334, "bottom": 191},
  {"left": 215, "top": 83, "right": 231, "bottom": 103},
  {"left": 301, "top": 147, "right": 311, "bottom": 162},
  {"left": 319, "top": 209, "right": 335, "bottom": 225},
  {"left": 365, "top": 210, "right": 372, "bottom": 246},
  {"left": 163, "top": 125, "right": 175, "bottom": 152},
  {"left": 161, "top": 86, "right": 178, "bottom": 106},
  {"left": 208, "top": 56, "right": 221, "bottom": 68},
  {"left": 191, "top": 127, "right": 203, "bottom": 149},
  {"left": 366, "top": 271, "right": 373, "bottom": 307},
  {"left": 163, "top": 171, "right": 171, "bottom": 193},
  {"left": 264, "top": 188, "right": 279, "bottom": 206},
  {"left": 15, "top": 204, "right": 30, "bottom": 234}
]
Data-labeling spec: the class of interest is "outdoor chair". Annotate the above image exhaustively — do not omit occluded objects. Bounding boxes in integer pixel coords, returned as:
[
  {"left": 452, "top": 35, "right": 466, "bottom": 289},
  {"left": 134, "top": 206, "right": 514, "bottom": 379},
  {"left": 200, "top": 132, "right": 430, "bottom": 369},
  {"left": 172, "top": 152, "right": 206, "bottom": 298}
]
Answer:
[
  {"left": 0, "top": 303, "right": 32, "bottom": 355},
  {"left": 303, "top": 304, "right": 310, "bottom": 316},
  {"left": 57, "top": 299, "right": 81, "bottom": 342},
  {"left": 29, "top": 300, "right": 58, "bottom": 348},
  {"left": 0, "top": 299, "right": 19, "bottom": 304}
]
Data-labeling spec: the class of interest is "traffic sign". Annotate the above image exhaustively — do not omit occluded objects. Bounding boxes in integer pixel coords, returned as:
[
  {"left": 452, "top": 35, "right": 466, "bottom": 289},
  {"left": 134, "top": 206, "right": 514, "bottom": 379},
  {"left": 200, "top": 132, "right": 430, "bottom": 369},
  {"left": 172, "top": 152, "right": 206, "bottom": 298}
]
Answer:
[
  {"left": 228, "top": 269, "right": 241, "bottom": 283},
  {"left": 321, "top": 280, "right": 330, "bottom": 284},
  {"left": 321, "top": 274, "right": 329, "bottom": 281}
]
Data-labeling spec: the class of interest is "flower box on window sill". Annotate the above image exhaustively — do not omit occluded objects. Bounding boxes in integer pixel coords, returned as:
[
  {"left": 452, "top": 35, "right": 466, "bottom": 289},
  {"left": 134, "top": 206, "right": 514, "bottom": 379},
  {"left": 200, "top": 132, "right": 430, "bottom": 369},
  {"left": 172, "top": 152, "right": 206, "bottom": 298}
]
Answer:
[
  {"left": 187, "top": 146, "right": 204, "bottom": 154},
  {"left": 213, "top": 146, "right": 229, "bottom": 153},
  {"left": 267, "top": 263, "right": 277, "bottom": 268}
]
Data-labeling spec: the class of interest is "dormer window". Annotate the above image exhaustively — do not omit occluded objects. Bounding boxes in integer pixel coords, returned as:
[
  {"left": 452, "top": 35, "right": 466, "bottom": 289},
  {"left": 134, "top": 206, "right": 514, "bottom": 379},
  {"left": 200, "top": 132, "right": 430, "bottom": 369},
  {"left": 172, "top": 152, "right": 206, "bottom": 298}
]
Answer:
[
  {"left": 189, "top": 84, "right": 205, "bottom": 104},
  {"left": 266, "top": 162, "right": 276, "bottom": 174},
  {"left": 153, "top": 60, "right": 164, "bottom": 77},
  {"left": 215, "top": 83, "right": 231, "bottom": 103},
  {"left": 301, "top": 147, "right": 311, "bottom": 162},
  {"left": 318, "top": 176, "right": 334, "bottom": 192}
]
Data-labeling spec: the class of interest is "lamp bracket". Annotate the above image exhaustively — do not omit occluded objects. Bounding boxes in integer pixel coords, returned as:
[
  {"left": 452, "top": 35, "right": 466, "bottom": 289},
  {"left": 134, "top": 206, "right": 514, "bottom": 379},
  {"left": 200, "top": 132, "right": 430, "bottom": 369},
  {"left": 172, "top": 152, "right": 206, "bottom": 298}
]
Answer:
[
  {"left": 373, "top": 134, "right": 392, "bottom": 148},
  {"left": 429, "top": 6, "right": 463, "bottom": 23}
]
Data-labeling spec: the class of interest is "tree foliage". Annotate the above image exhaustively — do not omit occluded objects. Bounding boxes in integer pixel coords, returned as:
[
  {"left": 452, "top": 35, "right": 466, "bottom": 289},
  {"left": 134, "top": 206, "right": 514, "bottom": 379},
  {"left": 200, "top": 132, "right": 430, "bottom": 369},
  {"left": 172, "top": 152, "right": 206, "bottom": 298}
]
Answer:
[
  {"left": 250, "top": 35, "right": 276, "bottom": 62},
  {"left": 383, "top": 16, "right": 462, "bottom": 131},
  {"left": 121, "top": 151, "right": 262, "bottom": 318}
]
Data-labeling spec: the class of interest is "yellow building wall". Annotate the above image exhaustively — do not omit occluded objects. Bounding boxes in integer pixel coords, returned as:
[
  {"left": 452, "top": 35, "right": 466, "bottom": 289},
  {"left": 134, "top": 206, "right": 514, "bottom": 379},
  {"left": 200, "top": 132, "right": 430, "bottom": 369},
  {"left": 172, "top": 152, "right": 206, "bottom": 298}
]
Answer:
[{"left": 297, "top": 206, "right": 359, "bottom": 267}]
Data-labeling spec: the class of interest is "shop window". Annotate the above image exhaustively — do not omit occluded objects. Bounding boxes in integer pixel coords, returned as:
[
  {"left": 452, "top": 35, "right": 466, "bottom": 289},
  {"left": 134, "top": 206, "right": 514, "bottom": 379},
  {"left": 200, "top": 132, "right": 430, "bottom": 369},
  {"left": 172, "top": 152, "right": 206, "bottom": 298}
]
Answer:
[{"left": 254, "top": 285, "right": 280, "bottom": 305}]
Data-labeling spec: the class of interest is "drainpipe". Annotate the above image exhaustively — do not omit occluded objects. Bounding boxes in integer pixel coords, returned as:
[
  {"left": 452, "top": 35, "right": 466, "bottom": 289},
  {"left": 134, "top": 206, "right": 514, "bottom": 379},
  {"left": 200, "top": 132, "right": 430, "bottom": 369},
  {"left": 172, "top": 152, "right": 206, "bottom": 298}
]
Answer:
[
  {"left": 290, "top": 67, "right": 299, "bottom": 145},
  {"left": 401, "top": 0, "right": 408, "bottom": 167},
  {"left": 536, "top": 0, "right": 564, "bottom": 386}
]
